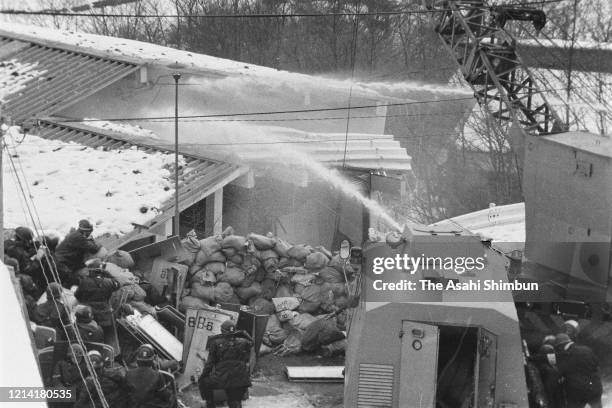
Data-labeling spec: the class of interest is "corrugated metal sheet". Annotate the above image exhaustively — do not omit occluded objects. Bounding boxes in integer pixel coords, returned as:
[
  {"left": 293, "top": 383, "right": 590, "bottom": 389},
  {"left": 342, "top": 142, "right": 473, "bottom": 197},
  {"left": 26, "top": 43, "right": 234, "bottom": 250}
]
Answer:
[
  {"left": 0, "top": 37, "right": 138, "bottom": 123},
  {"left": 357, "top": 363, "right": 394, "bottom": 407},
  {"left": 222, "top": 133, "right": 412, "bottom": 172},
  {"left": 36, "top": 120, "right": 245, "bottom": 229}
]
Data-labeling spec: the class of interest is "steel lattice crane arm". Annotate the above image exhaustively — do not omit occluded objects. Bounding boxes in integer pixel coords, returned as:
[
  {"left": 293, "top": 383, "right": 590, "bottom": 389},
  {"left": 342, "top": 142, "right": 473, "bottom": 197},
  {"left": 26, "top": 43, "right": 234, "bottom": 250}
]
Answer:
[{"left": 423, "top": 0, "right": 567, "bottom": 136}]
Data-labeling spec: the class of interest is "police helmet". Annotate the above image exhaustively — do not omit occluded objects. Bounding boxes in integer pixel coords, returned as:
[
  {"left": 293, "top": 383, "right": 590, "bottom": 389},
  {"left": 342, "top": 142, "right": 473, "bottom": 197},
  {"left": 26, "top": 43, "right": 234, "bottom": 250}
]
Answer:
[
  {"left": 136, "top": 344, "right": 156, "bottom": 364},
  {"left": 220, "top": 320, "right": 236, "bottom": 334},
  {"left": 68, "top": 343, "right": 85, "bottom": 359},
  {"left": 75, "top": 305, "right": 94, "bottom": 323},
  {"left": 87, "top": 350, "right": 104, "bottom": 369}
]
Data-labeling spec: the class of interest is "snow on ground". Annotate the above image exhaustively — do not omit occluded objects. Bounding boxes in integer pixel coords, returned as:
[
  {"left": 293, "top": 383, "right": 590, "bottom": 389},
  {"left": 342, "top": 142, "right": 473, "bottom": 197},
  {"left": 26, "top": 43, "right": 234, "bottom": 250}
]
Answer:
[{"left": 2, "top": 129, "right": 180, "bottom": 238}]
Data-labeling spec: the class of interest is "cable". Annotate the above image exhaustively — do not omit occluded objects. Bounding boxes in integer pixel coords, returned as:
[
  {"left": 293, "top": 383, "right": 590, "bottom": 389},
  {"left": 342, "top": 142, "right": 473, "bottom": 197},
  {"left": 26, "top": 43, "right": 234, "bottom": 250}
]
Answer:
[
  {"left": 4, "top": 137, "right": 110, "bottom": 408},
  {"left": 0, "top": 1, "right": 567, "bottom": 18},
  {"left": 55, "top": 96, "right": 475, "bottom": 123},
  {"left": 3, "top": 141, "right": 106, "bottom": 408}
]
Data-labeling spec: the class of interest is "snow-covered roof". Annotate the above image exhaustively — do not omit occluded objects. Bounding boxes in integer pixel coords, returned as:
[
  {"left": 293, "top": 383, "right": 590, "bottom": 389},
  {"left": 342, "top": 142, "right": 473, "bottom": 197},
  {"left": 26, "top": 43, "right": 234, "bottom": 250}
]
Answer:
[
  {"left": 0, "top": 22, "right": 470, "bottom": 102},
  {"left": 2, "top": 120, "right": 245, "bottom": 241},
  {"left": 0, "top": 35, "right": 138, "bottom": 122}
]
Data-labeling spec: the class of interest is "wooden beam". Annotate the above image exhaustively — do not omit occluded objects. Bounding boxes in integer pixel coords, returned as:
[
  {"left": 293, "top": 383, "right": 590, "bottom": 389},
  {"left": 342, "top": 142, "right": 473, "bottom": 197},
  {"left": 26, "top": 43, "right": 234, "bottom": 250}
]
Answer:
[{"left": 204, "top": 188, "right": 223, "bottom": 236}]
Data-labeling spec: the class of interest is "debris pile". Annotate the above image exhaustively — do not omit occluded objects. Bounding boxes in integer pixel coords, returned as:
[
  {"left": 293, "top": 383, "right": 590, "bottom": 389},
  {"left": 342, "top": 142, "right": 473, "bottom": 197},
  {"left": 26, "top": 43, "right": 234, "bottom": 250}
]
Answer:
[{"left": 178, "top": 227, "right": 356, "bottom": 356}]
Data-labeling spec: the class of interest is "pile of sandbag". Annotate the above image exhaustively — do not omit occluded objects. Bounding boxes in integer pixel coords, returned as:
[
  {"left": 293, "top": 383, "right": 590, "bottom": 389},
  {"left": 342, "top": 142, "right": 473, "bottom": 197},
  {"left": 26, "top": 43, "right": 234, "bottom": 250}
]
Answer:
[{"left": 177, "top": 227, "right": 356, "bottom": 355}]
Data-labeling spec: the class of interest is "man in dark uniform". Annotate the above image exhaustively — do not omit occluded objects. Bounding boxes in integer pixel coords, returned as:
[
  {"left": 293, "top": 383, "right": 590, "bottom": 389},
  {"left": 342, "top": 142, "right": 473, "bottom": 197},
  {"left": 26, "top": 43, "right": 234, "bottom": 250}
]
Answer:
[
  {"left": 32, "top": 282, "right": 75, "bottom": 341},
  {"left": 55, "top": 220, "right": 102, "bottom": 287},
  {"left": 74, "top": 305, "right": 105, "bottom": 343},
  {"left": 5, "top": 227, "right": 36, "bottom": 273},
  {"left": 554, "top": 333, "right": 603, "bottom": 408},
  {"left": 75, "top": 267, "right": 119, "bottom": 330},
  {"left": 125, "top": 344, "right": 176, "bottom": 408},
  {"left": 198, "top": 320, "right": 253, "bottom": 408},
  {"left": 75, "top": 350, "right": 128, "bottom": 408},
  {"left": 51, "top": 343, "right": 88, "bottom": 407}
]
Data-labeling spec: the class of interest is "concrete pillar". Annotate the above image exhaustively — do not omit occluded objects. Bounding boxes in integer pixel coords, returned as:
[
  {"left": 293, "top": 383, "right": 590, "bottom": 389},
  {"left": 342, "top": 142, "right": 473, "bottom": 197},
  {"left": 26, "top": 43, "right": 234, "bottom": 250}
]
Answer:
[{"left": 204, "top": 188, "right": 223, "bottom": 236}]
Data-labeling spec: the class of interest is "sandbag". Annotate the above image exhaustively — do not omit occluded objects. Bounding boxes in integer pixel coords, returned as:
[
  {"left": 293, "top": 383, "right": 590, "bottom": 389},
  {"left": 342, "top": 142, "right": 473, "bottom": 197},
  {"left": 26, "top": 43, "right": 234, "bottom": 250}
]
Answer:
[
  {"left": 229, "top": 254, "right": 244, "bottom": 265},
  {"left": 204, "top": 262, "right": 226, "bottom": 275},
  {"left": 218, "top": 266, "right": 246, "bottom": 286},
  {"left": 277, "top": 310, "right": 297, "bottom": 322},
  {"left": 248, "top": 233, "right": 276, "bottom": 250},
  {"left": 221, "top": 247, "right": 237, "bottom": 258},
  {"left": 195, "top": 250, "right": 226, "bottom": 267},
  {"left": 328, "top": 255, "right": 354, "bottom": 275},
  {"left": 328, "top": 282, "right": 347, "bottom": 297},
  {"left": 321, "top": 339, "right": 347, "bottom": 357},
  {"left": 284, "top": 258, "right": 304, "bottom": 267},
  {"left": 240, "top": 269, "right": 257, "bottom": 288},
  {"left": 293, "top": 283, "right": 306, "bottom": 295},
  {"left": 193, "top": 269, "right": 216, "bottom": 286},
  {"left": 249, "top": 297, "right": 275, "bottom": 315},
  {"left": 281, "top": 266, "right": 309, "bottom": 275},
  {"left": 305, "top": 252, "right": 328, "bottom": 270},
  {"left": 287, "top": 245, "right": 311, "bottom": 261},
  {"left": 298, "top": 285, "right": 322, "bottom": 313},
  {"left": 242, "top": 254, "right": 261, "bottom": 273},
  {"left": 259, "top": 249, "right": 279, "bottom": 261},
  {"left": 109, "top": 284, "right": 146, "bottom": 310},
  {"left": 105, "top": 250, "right": 135, "bottom": 269},
  {"left": 260, "top": 279, "right": 277, "bottom": 300},
  {"left": 289, "top": 312, "right": 318, "bottom": 331},
  {"left": 263, "top": 258, "right": 279, "bottom": 274},
  {"left": 277, "top": 257, "right": 291, "bottom": 268},
  {"left": 200, "top": 235, "right": 223, "bottom": 253},
  {"left": 254, "top": 267, "right": 266, "bottom": 282},
  {"left": 265, "top": 268, "right": 286, "bottom": 282},
  {"left": 104, "top": 262, "right": 138, "bottom": 286},
  {"left": 235, "top": 282, "right": 262, "bottom": 301},
  {"left": 319, "top": 288, "right": 336, "bottom": 313},
  {"left": 273, "top": 239, "right": 291, "bottom": 258},
  {"left": 334, "top": 296, "right": 349, "bottom": 309},
  {"left": 314, "top": 246, "right": 332, "bottom": 260},
  {"left": 275, "top": 284, "right": 293, "bottom": 298},
  {"left": 222, "top": 235, "right": 247, "bottom": 251},
  {"left": 263, "top": 314, "right": 288, "bottom": 346},
  {"left": 181, "top": 234, "right": 201, "bottom": 253},
  {"left": 191, "top": 282, "right": 216, "bottom": 302},
  {"left": 280, "top": 329, "right": 303, "bottom": 355},
  {"left": 336, "top": 309, "right": 349, "bottom": 331},
  {"left": 227, "top": 293, "right": 241, "bottom": 305},
  {"left": 302, "top": 318, "right": 344, "bottom": 351},
  {"left": 290, "top": 273, "right": 316, "bottom": 286},
  {"left": 272, "top": 297, "right": 301, "bottom": 312},
  {"left": 180, "top": 295, "right": 210, "bottom": 312},
  {"left": 188, "top": 264, "right": 203, "bottom": 280},
  {"left": 318, "top": 266, "right": 345, "bottom": 284},
  {"left": 213, "top": 282, "right": 235, "bottom": 303}
]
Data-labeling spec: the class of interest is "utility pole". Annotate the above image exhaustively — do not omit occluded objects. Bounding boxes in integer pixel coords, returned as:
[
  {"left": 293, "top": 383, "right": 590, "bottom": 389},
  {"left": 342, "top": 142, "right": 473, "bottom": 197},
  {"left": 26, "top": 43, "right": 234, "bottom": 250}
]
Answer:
[{"left": 173, "top": 70, "right": 181, "bottom": 238}]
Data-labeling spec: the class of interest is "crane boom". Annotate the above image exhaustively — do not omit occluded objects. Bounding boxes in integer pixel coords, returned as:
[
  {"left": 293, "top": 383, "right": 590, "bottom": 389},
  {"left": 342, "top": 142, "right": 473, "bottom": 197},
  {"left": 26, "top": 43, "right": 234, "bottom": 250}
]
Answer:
[{"left": 424, "top": 0, "right": 567, "bottom": 136}]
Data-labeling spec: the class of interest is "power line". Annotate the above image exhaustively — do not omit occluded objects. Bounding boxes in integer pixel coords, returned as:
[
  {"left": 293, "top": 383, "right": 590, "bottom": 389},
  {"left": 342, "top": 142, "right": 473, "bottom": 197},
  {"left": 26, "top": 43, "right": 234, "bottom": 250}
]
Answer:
[
  {"left": 57, "top": 96, "right": 475, "bottom": 123},
  {"left": 0, "top": 1, "right": 567, "bottom": 18}
]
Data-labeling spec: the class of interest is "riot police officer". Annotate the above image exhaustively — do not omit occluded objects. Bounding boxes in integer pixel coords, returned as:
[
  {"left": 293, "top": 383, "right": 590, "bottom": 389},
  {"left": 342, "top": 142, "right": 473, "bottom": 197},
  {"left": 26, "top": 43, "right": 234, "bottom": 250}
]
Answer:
[
  {"left": 75, "top": 305, "right": 105, "bottom": 343},
  {"left": 198, "top": 320, "right": 253, "bottom": 408},
  {"left": 125, "top": 344, "right": 176, "bottom": 408}
]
